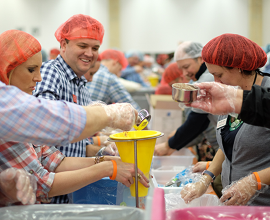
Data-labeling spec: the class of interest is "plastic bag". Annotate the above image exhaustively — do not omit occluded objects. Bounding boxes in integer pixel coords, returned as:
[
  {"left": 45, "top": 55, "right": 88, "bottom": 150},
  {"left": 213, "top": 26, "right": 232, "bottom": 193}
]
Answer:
[
  {"left": 165, "top": 193, "right": 222, "bottom": 211},
  {"left": 165, "top": 166, "right": 201, "bottom": 187}
]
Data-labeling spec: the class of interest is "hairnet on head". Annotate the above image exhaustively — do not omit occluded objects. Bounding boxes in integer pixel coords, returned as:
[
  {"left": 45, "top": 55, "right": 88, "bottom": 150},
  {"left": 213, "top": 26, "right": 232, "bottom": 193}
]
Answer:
[
  {"left": 0, "top": 30, "right": 41, "bottom": 85},
  {"left": 55, "top": 14, "right": 105, "bottom": 44},
  {"left": 163, "top": 62, "right": 184, "bottom": 84},
  {"left": 50, "top": 48, "right": 60, "bottom": 55},
  {"left": 174, "top": 41, "right": 203, "bottom": 61},
  {"left": 125, "top": 51, "right": 144, "bottom": 61},
  {"left": 202, "top": 33, "right": 267, "bottom": 71},
  {"left": 99, "top": 49, "right": 128, "bottom": 68}
]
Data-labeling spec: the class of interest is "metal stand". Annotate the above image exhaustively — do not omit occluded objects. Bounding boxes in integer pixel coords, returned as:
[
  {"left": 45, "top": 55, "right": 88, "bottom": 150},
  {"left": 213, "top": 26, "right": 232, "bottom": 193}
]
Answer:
[
  {"left": 108, "top": 133, "right": 164, "bottom": 208},
  {"left": 134, "top": 140, "right": 139, "bottom": 207}
]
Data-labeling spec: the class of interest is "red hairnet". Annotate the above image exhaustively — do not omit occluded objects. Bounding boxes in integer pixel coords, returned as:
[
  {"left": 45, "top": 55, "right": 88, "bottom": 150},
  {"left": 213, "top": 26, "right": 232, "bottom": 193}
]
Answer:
[
  {"left": 55, "top": 14, "right": 104, "bottom": 44},
  {"left": 50, "top": 48, "right": 60, "bottom": 55},
  {"left": 202, "top": 33, "right": 267, "bottom": 71},
  {"left": 155, "top": 84, "right": 172, "bottom": 95},
  {"left": 0, "top": 30, "right": 41, "bottom": 85},
  {"left": 163, "top": 62, "right": 186, "bottom": 84},
  {"left": 99, "top": 49, "right": 128, "bottom": 69},
  {"left": 156, "top": 54, "right": 168, "bottom": 65}
]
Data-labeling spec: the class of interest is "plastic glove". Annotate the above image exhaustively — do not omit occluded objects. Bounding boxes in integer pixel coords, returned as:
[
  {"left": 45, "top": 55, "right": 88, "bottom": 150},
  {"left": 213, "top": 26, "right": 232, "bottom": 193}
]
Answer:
[
  {"left": 96, "top": 143, "right": 119, "bottom": 156},
  {"left": 192, "top": 161, "right": 209, "bottom": 173},
  {"left": 187, "top": 82, "right": 241, "bottom": 116},
  {"left": 0, "top": 168, "right": 37, "bottom": 205},
  {"left": 220, "top": 173, "right": 269, "bottom": 206},
  {"left": 180, "top": 175, "right": 211, "bottom": 204},
  {"left": 103, "top": 103, "right": 138, "bottom": 131}
]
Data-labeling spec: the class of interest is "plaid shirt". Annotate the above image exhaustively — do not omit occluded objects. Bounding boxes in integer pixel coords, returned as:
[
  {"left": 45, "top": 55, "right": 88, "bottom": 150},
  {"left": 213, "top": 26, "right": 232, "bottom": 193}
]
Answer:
[
  {"left": 87, "top": 64, "right": 141, "bottom": 111},
  {"left": 121, "top": 65, "right": 149, "bottom": 87},
  {"left": 33, "top": 55, "right": 92, "bottom": 204},
  {"left": 0, "top": 81, "right": 86, "bottom": 146},
  {"left": 0, "top": 140, "right": 64, "bottom": 203}
]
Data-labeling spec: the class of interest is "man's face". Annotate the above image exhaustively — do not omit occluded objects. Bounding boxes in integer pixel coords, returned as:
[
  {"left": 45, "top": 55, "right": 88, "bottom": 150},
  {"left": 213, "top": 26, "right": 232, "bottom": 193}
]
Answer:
[
  {"left": 60, "top": 38, "right": 100, "bottom": 78},
  {"left": 177, "top": 57, "right": 202, "bottom": 81},
  {"left": 128, "top": 56, "right": 140, "bottom": 66},
  {"left": 109, "top": 60, "right": 123, "bottom": 77},
  {"left": 84, "top": 61, "right": 100, "bottom": 82}
]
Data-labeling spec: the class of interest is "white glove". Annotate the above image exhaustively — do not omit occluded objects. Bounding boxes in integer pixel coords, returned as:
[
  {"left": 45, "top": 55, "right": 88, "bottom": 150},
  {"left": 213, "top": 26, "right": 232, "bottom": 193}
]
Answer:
[
  {"left": 220, "top": 173, "right": 269, "bottom": 206},
  {"left": 0, "top": 168, "right": 37, "bottom": 205},
  {"left": 180, "top": 175, "right": 211, "bottom": 204},
  {"left": 103, "top": 103, "right": 138, "bottom": 131},
  {"left": 190, "top": 82, "right": 241, "bottom": 116}
]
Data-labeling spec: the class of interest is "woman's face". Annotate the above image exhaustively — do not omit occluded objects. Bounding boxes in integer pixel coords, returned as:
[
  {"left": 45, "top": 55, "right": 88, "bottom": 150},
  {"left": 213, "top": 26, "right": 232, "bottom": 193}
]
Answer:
[
  {"left": 205, "top": 63, "right": 242, "bottom": 87},
  {"left": 177, "top": 58, "right": 203, "bottom": 81},
  {"left": 9, "top": 51, "right": 42, "bottom": 95}
]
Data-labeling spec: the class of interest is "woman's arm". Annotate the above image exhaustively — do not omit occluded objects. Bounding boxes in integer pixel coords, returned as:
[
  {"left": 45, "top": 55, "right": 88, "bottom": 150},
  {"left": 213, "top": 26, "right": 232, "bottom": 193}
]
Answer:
[{"left": 49, "top": 159, "right": 149, "bottom": 197}]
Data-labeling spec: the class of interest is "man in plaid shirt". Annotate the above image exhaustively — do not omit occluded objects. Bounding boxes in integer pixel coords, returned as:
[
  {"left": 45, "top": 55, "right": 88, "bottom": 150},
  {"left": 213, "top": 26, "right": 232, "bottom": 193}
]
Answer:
[
  {"left": 87, "top": 49, "right": 141, "bottom": 111},
  {"left": 33, "top": 14, "right": 105, "bottom": 204}
]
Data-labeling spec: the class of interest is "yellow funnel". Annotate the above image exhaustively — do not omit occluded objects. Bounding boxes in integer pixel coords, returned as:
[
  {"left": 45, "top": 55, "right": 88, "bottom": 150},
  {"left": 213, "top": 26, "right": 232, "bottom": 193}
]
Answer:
[{"left": 110, "top": 130, "right": 161, "bottom": 197}]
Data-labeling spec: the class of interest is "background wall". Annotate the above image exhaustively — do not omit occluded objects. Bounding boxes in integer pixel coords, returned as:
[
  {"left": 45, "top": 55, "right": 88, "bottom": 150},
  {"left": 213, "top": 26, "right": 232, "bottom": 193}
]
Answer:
[{"left": 0, "top": 0, "right": 268, "bottom": 55}]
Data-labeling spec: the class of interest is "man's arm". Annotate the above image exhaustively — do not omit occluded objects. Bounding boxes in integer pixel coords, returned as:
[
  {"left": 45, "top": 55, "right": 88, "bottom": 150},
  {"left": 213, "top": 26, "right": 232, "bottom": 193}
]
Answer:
[
  {"left": 239, "top": 85, "right": 270, "bottom": 128},
  {"left": 1, "top": 82, "right": 85, "bottom": 146},
  {"left": 169, "top": 111, "right": 210, "bottom": 150},
  {"left": 1, "top": 83, "right": 137, "bottom": 146}
]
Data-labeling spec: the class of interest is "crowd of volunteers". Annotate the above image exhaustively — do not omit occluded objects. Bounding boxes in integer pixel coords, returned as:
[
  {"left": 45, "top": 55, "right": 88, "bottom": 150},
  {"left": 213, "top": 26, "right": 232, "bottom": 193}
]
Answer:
[{"left": 1, "top": 12, "right": 270, "bottom": 209}]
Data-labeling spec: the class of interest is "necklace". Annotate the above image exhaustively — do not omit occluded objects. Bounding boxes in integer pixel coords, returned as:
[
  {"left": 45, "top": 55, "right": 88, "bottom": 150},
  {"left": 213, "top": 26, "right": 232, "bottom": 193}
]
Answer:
[{"left": 229, "top": 115, "right": 243, "bottom": 131}]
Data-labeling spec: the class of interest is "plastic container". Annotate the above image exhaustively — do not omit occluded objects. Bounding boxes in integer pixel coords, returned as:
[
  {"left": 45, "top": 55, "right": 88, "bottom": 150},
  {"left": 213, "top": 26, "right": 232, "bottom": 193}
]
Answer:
[
  {"left": 72, "top": 177, "right": 118, "bottom": 205},
  {"left": 152, "top": 155, "right": 194, "bottom": 170},
  {"left": 167, "top": 206, "right": 270, "bottom": 220},
  {"left": 152, "top": 170, "right": 181, "bottom": 186},
  {"left": 0, "top": 204, "right": 145, "bottom": 220}
]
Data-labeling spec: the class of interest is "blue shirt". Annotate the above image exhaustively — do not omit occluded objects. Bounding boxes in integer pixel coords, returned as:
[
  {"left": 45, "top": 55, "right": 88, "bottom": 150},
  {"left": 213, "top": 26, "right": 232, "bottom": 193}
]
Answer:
[
  {"left": 33, "top": 55, "right": 92, "bottom": 204},
  {"left": 0, "top": 81, "right": 85, "bottom": 146},
  {"left": 87, "top": 64, "right": 141, "bottom": 111},
  {"left": 121, "top": 65, "right": 149, "bottom": 87}
]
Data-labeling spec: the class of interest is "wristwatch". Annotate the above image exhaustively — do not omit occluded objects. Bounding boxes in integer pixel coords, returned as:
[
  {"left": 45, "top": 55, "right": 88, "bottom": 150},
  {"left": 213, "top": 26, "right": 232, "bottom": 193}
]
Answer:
[{"left": 202, "top": 170, "right": 216, "bottom": 181}]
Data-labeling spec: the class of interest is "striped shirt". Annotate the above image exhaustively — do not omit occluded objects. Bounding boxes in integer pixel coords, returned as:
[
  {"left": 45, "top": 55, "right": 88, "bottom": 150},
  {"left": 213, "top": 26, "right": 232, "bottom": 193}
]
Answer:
[
  {"left": 0, "top": 82, "right": 86, "bottom": 146},
  {"left": 33, "top": 55, "right": 92, "bottom": 203},
  {"left": 87, "top": 64, "right": 141, "bottom": 111},
  {"left": 0, "top": 140, "right": 64, "bottom": 203}
]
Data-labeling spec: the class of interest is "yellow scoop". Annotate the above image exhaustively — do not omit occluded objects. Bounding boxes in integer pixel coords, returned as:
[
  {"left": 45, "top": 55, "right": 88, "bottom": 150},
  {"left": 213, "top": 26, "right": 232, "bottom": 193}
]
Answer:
[{"left": 133, "top": 119, "right": 149, "bottom": 131}]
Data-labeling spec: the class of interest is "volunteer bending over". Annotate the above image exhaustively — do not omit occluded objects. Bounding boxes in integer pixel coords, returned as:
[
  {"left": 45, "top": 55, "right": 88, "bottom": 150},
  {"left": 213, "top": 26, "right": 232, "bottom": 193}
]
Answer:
[
  {"left": 181, "top": 33, "right": 270, "bottom": 206},
  {"left": 0, "top": 30, "right": 148, "bottom": 205}
]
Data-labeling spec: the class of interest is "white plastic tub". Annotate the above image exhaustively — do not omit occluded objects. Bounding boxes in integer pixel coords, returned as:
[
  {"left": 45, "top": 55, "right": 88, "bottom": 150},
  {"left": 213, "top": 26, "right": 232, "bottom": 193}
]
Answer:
[{"left": 152, "top": 155, "right": 194, "bottom": 170}]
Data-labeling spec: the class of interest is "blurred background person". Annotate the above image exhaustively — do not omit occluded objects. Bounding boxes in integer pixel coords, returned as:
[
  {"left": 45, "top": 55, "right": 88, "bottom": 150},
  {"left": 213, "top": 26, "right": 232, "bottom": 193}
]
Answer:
[
  {"left": 155, "top": 62, "right": 189, "bottom": 95},
  {"left": 49, "top": 48, "right": 60, "bottom": 60},
  {"left": 121, "top": 50, "right": 150, "bottom": 87},
  {"left": 87, "top": 49, "right": 141, "bottom": 111}
]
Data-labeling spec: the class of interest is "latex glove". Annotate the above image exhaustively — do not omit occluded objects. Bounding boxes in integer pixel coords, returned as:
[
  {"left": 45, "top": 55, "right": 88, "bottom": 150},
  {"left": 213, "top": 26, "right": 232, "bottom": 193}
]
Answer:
[
  {"left": 192, "top": 161, "right": 209, "bottom": 173},
  {"left": 103, "top": 103, "right": 138, "bottom": 131},
  {"left": 154, "top": 142, "right": 175, "bottom": 156},
  {"left": 220, "top": 173, "right": 269, "bottom": 206},
  {"left": 180, "top": 175, "right": 211, "bottom": 204},
  {"left": 97, "top": 143, "right": 119, "bottom": 156},
  {"left": 186, "top": 82, "right": 242, "bottom": 116},
  {"left": 103, "top": 143, "right": 119, "bottom": 156},
  {"left": 0, "top": 168, "right": 37, "bottom": 205}
]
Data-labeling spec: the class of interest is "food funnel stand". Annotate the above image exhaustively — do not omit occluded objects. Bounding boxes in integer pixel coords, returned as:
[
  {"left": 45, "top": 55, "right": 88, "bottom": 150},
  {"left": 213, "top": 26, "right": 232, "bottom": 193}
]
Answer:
[{"left": 108, "top": 133, "right": 163, "bottom": 208}]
